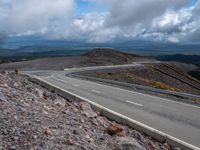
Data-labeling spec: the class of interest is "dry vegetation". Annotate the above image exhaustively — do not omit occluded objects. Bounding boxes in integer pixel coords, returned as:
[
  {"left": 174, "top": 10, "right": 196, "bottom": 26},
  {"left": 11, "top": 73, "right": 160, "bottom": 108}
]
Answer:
[{"left": 79, "top": 63, "right": 200, "bottom": 95}]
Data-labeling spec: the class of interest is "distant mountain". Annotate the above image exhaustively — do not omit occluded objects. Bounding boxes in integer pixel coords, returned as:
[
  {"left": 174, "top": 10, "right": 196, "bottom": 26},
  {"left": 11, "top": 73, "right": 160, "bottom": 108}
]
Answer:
[
  {"left": 0, "top": 47, "right": 16, "bottom": 57},
  {"left": 1, "top": 36, "right": 200, "bottom": 57},
  {"left": 155, "top": 54, "right": 200, "bottom": 66},
  {"left": 0, "top": 45, "right": 89, "bottom": 58}
]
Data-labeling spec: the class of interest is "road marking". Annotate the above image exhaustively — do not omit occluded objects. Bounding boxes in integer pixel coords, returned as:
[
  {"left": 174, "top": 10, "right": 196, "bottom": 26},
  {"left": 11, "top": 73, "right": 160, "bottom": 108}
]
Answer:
[
  {"left": 122, "top": 89, "right": 200, "bottom": 109},
  {"left": 52, "top": 74, "right": 200, "bottom": 109},
  {"left": 91, "top": 90, "right": 101, "bottom": 94},
  {"left": 126, "top": 100, "right": 143, "bottom": 107},
  {"left": 73, "top": 84, "right": 79, "bottom": 87},
  {"left": 68, "top": 76, "right": 200, "bottom": 109},
  {"left": 35, "top": 77, "right": 200, "bottom": 150},
  {"left": 51, "top": 76, "right": 67, "bottom": 84}
]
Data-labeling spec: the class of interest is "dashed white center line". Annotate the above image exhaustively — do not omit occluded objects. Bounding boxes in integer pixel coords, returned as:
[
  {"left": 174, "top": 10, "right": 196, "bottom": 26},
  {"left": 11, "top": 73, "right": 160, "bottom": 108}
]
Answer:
[
  {"left": 91, "top": 90, "right": 101, "bottom": 94},
  {"left": 73, "top": 84, "right": 80, "bottom": 87},
  {"left": 125, "top": 100, "right": 143, "bottom": 107}
]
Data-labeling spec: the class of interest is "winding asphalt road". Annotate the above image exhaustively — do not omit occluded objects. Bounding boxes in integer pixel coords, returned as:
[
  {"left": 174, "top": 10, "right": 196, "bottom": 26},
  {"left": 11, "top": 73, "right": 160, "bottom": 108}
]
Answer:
[{"left": 27, "top": 64, "right": 200, "bottom": 148}]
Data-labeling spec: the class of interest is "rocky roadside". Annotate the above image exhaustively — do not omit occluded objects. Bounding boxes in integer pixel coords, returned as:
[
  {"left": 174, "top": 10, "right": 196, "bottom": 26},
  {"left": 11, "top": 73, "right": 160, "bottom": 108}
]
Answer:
[{"left": 0, "top": 72, "right": 177, "bottom": 150}]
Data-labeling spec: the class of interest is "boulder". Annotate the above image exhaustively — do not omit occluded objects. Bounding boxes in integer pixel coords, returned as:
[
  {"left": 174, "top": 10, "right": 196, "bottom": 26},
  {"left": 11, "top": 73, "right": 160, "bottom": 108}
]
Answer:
[
  {"left": 0, "top": 91, "right": 6, "bottom": 102},
  {"left": 35, "top": 88, "right": 43, "bottom": 98},
  {"left": 162, "top": 143, "right": 171, "bottom": 150},
  {"left": 64, "top": 139, "right": 74, "bottom": 145},
  {"left": 115, "top": 137, "right": 146, "bottom": 150},
  {"left": 50, "top": 93, "right": 57, "bottom": 101},
  {"left": 79, "top": 102, "right": 97, "bottom": 118},
  {"left": 44, "top": 128, "right": 53, "bottom": 136},
  {"left": 97, "top": 116, "right": 108, "bottom": 126},
  {"left": 106, "top": 122, "right": 126, "bottom": 136},
  {"left": 80, "top": 102, "right": 91, "bottom": 111},
  {"left": 147, "top": 141, "right": 157, "bottom": 150},
  {"left": 0, "top": 70, "right": 8, "bottom": 75},
  {"left": 54, "top": 98, "right": 66, "bottom": 107},
  {"left": 13, "top": 82, "right": 19, "bottom": 88},
  {"left": 43, "top": 91, "right": 51, "bottom": 99}
]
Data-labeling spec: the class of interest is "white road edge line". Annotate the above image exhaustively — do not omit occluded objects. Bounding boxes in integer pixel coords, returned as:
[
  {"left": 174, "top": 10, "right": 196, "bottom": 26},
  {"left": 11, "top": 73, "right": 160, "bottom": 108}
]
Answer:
[
  {"left": 42, "top": 76, "right": 51, "bottom": 79},
  {"left": 65, "top": 76, "right": 200, "bottom": 109},
  {"left": 51, "top": 74, "right": 200, "bottom": 109},
  {"left": 91, "top": 89, "right": 101, "bottom": 94},
  {"left": 51, "top": 76, "right": 82, "bottom": 90},
  {"left": 33, "top": 76, "right": 200, "bottom": 150},
  {"left": 50, "top": 76, "right": 101, "bottom": 95},
  {"left": 52, "top": 76, "right": 67, "bottom": 84},
  {"left": 126, "top": 100, "right": 143, "bottom": 107}
]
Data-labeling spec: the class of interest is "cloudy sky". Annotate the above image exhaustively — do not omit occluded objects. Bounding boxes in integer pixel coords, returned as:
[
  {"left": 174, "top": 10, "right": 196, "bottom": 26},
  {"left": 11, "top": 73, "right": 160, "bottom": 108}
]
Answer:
[{"left": 0, "top": 0, "right": 199, "bottom": 43}]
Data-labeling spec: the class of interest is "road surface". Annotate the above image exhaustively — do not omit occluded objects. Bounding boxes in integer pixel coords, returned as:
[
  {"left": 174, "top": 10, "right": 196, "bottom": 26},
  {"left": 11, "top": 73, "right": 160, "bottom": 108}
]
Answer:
[{"left": 27, "top": 64, "right": 200, "bottom": 148}]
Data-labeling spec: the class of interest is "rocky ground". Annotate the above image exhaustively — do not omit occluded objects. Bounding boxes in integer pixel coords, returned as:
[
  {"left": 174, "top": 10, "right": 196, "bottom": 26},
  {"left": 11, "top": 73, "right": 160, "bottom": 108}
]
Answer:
[{"left": 0, "top": 72, "right": 176, "bottom": 150}]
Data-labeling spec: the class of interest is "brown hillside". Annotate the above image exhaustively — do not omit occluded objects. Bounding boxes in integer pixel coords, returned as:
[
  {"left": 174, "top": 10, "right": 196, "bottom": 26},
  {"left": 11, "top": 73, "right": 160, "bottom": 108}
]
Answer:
[
  {"left": 82, "top": 48, "right": 152, "bottom": 66},
  {"left": 0, "top": 49, "right": 152, "bottom": 71}
]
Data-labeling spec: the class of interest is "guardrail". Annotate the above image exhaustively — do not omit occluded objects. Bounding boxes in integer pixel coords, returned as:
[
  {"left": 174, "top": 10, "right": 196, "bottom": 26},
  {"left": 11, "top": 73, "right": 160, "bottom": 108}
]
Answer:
[
  {"left": 68, "top": 73, "right": 200, "bottom": 101},
  {"left": 29, "top": 75, "right": 199, "bottom": 150}
]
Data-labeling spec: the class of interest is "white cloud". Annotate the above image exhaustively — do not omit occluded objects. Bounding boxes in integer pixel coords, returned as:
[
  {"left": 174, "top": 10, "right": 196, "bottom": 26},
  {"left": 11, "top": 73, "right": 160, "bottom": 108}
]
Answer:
[
  {"left": 146, "top": 1, "right": 200, "bottom": 43},
  {"left": 47, "top": 12, "right": 110, "bottom": 42},
  {"left": 0, "top": 0, "right": 200, "bottom": 43},
  {"left": 71, "top": 13, "right": 120, "bottom": 43},
  {"left": 0, "top": 0, "right": 75, "bottom": 35},
  {"left": 105, "top": 0, "right": 189, "bottom": 26}
]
